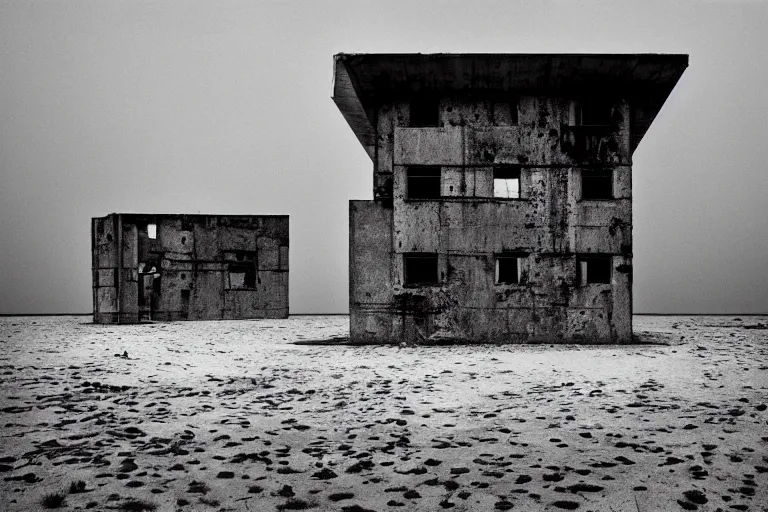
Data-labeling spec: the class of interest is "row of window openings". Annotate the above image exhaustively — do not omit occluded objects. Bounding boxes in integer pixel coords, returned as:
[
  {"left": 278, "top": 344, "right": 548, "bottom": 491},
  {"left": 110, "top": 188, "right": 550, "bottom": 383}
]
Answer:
[
  {"left": 99, "top": 222, "right": 159, "bottom": 240},
  {"left": 407, "top": 167, "right": 613, "bottom": 200},
  {"left": 131, "top": 264, "right": 259, "bottom": 290},
  {"left": 143, "top": 221, "right": 196, "bottom": 240},
  {"left": 404, "top": 254, "right": 612, "bottom": 286},
  {"left": 143, "top": 224, "right": 189, "bottom": 245},
  {"left": 409, "top": 99, "right": 612, "bottom": 128}
]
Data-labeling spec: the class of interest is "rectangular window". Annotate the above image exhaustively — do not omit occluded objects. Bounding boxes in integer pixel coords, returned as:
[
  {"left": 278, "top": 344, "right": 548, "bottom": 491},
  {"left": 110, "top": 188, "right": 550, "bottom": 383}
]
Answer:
[
  {"left": 404, "top": 253, "right": 438, "bottom": 285},
  {"left": 576, "top": 99, "right": 612, "bottom": 126},
  {"left": 180, "top": 289, "right": 190, "bottom": 320},
  {"left": 410, "top": 98, "right": 440, "bottom": 127},
  {"left": 493, "top": 165, "right": 521, "bottom": 198},
  {"left": 230, "top": 250, "right": 256, "bottom": 262},
  {"left": 496, "top": 255, "right": 524, "bottom": 284},
  {"left": 407, "top": 166, "right": 441, "bottom": 199},
  {"left": 579, "top": 255, "right": 612, "bottom": 285},
  {"left": 147, "top": 223, "right": 157, "bottom": 239},
  {"left": 229, "top": 263, "right": 256, "bottom": 289},
  {"left": 581, "top": 169, "right": 613, "bottom": 200},
  {"left": 492, "top": 97, "right": 519, "bottom": 126}
]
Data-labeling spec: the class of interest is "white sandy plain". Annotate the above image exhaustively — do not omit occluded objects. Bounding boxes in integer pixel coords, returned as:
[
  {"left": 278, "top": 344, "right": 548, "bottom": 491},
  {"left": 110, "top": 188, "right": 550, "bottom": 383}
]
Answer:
[{"left": 0, "top": 315, "right": 766, "bottom": 512}]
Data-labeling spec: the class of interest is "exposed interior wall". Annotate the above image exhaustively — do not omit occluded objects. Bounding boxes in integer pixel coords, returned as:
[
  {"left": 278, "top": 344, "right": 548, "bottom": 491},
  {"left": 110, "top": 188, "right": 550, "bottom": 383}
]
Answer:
[
  {"left": 350, "top": 94, "right": 633, "bottom": 343},
  {"left": 91, "top": 214, "right": 289, "bottom": 323}
]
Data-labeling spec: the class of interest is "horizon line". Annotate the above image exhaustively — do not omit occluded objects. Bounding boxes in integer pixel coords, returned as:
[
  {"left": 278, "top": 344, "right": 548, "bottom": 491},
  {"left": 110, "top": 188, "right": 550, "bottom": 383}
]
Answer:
[{"left": 0, "top": 312, "right": 766, "bottom": 318}]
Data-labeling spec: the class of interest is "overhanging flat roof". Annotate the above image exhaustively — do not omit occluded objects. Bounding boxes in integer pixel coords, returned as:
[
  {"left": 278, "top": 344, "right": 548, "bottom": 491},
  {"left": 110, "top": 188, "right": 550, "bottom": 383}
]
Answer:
[
  {"left": 93, "top": 213, "right": 289, "bottom": 221},
  {"left": 332, "top": 53, "right": 688, "bottom": 159}
]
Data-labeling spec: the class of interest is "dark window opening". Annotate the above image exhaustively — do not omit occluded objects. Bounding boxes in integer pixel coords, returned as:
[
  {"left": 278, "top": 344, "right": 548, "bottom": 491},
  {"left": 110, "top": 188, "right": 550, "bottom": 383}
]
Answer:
[
  {"left": 229, "top": 263, "right": 256, "bottom": 289},
  {"left": 138, "top": 261, "right": 159, "bottom": 275},
  {"left": 496, "top": 255, "right": 523, "bottom": 284},
  {"left": 492, "top": 97, "right": 519, "bottom": 126},
  {"left": 180, "top": 290, "right": 190, "bottom": 320},
  {"left": 493, "top": 165, "right": 522, "bottom": 198},
  {"left": 407, "top": 166, "right": 441, "bottom": 199},
  {"left": 410, "top": 98, "right": 440, "bottom": 127},
  {"left": 181, "top": 218, "right": 194, "bottom": 231},
  {"left": 577, "top": 99, "right": 612, "bottom": 126},
  {"left": 404, "top": 253, "right": 438, "bottom": 285},
  {"left": 228, "top": 250, "right": 256, "bottom": 262},
  {"left": 581, "top": 169, "right": 613, "bottom": 200},
  {"left": 580, "top": 256, "right": 612, "bottom": 285}
]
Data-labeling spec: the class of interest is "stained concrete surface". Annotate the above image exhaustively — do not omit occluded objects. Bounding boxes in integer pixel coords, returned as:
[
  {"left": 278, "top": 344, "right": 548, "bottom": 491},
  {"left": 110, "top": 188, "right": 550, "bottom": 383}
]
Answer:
[
  {"left": 92, "top": 214, "right": 289, "bottom": 324},
  {"left": 338, "top": 54, "right": 688, "bottom": 345},
  {"left": 0, "top": 315, "right": 766, "bottom": 511}
]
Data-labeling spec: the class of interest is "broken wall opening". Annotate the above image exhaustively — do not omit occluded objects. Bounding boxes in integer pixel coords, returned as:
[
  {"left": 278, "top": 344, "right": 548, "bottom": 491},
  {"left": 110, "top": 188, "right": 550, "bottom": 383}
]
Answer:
[
  {"left": 404, "top": 253, "right": 438, "bottom": 285},
  {"left": 491, "top": 97, "right": 519, "bottom": 126},
  {"left": 407, "top": 166, "right": 441, "bottom": 199},
  {"left": 496, "top": 254, "right": 525, "bottom": 284},
  {"left": 577, "top": 99, "right": 613, "bottom": 126},
  {"left": 493, "top": 165, "right": 521, "bottom": 198},
  {"left": 578, "top": 255, "right": 612, "bottom": 285},
  {"left": 410, "top": 98, "right": 440, "bottom": 127},
  {"left": 581, "top": 169, "right": 613, "bottom": 200}
]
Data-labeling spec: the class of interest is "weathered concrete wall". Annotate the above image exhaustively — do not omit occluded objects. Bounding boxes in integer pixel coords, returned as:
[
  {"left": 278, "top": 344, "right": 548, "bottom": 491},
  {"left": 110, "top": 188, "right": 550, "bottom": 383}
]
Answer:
[
  {"left": 350, "top": 201, "right": 394, "bottom": 342},
  {"left": 92, "top": 214, "right": 289, "bottom": 324},
  {"left": 350, "top": 94, "right": 633, "bottom": 343}
]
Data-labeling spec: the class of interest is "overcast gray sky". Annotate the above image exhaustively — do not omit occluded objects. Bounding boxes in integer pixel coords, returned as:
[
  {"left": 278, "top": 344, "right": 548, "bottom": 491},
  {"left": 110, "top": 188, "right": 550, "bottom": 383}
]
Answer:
[{"left": 1, "top": 0, "right": 767, "bottom": 314}]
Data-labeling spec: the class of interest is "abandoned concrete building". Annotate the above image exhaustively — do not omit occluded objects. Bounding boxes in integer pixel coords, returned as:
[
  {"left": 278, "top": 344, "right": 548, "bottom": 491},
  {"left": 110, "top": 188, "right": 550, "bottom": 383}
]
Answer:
[
  {"left": 334, "top": 53, "right": 687, "bottom": 343},
  {"left": 91, "top": 213, "right": 289, "bottom": 324}
]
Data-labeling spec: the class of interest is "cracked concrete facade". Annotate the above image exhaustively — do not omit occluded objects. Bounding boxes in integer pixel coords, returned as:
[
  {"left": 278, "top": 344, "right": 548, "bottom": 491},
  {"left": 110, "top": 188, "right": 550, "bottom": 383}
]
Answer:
[
  {"left": 92, "top": 213, "right": 288, "bottom": 323},
  {"left": 334, "top": 53, "right": 687, "bottom": 343}
]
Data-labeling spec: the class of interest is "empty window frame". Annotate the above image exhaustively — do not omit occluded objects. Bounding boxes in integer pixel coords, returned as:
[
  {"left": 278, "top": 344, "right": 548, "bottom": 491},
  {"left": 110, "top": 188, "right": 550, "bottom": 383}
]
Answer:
[
  {"left": 180, "top": 289, "right": 190, "bottom": 320},
  {"left": 180, "top": 218, "right": 194, "bottom": 231},
  {"left": 410, "top": 97, "right": 440, "bottom": 127},
  {"left": 581, "top": 169, "right": 613, "bottom": 200},
  {"left": 493, "top": 165, "right": 522, "bottom": 198},
  {"left": 576, "top": 99, "right": 612, "bottom": 126},
  {"left": 138, "top": 260, "right": 160, "bottom": 275},
  {"left": 231, "top": 250, "right": 256, "bottom": 262},
  {"left": 579, "top": 255, "right": 612, "bottom": 285},
  {"left": 407, "top": 166, "right": 441, "bottom": 199},
  {"left": 147, "top": 223, "right": 157, "bottom": 239},
  {"left": 229, "top": 263, "right": 256, "bottom": 289},
  {"left": 492, "top": 97, "right": 519, "bottom": 126},
  {"left": 404, "top": 253, "right": 439, "bottom": 285},
  {"left": 496, "top": 254, "right": 525, "bottom": 284}
]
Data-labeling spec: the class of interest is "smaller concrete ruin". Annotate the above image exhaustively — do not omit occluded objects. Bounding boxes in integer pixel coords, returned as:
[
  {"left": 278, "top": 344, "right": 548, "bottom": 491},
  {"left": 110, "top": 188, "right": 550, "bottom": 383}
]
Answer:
[{"left": 91, "top": 213, "right": 289, "bottom": 323}]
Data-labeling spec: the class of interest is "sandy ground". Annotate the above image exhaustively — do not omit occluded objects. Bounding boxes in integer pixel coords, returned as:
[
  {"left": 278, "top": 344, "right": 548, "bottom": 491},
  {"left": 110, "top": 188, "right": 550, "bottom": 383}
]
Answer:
[{"left": 0, "top": 315, "right": 766, "bottom": 512}]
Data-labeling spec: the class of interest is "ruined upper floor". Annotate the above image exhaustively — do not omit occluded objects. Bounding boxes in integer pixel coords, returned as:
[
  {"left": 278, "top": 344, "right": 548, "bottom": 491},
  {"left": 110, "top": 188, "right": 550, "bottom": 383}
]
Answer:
[{"left": 333, "top": 53, "right": 688, "bottom": 165}]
